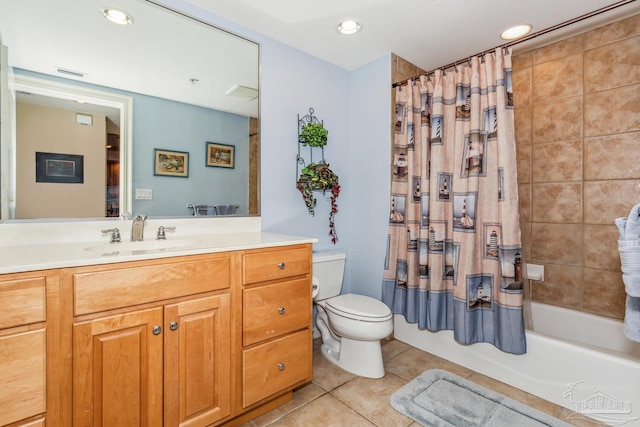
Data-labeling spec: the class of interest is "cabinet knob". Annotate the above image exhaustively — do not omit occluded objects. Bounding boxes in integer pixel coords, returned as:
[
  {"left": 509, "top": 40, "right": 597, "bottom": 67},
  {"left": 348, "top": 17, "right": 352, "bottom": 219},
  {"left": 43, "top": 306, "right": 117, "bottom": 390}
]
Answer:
[
  {"left": 278, "top": 262, "right": 285, "bottom": 270},
  {"left": 277, "top": 362, "right": 286, "bottom": 371},
  {"left": 278, "top": 306, "right": 286, "bottom": 315},
  {"left": 169, "top": 321, "right": 179, "bottom": 331},
  {"left": 152, "top": 325, "right": 162, "bottom": 335}
]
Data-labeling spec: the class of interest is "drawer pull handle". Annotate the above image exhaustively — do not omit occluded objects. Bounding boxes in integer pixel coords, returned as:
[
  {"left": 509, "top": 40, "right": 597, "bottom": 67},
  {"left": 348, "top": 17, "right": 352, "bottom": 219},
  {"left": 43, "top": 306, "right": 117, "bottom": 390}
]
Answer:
[
  {"left": 170, "top": 321, "right": 179, "bottom": 331},
  {"left": 277, "top": 363, "right": 286, "bottom": 371},
  {"left": 152, "top": 325, "right": 162, "bottom": 335},
  {"left": 278, "top": 262, "right": 286, "bottom": 270},
  {"left": 278, "top": 306, "right": 286, "bottom": 315}
]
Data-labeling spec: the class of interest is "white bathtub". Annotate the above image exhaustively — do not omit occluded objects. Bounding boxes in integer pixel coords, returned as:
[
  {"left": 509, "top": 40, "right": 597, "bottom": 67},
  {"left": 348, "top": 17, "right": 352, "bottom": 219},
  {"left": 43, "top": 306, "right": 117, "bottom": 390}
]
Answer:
[{"left": 394, "top": 301, "right": 640, "bottom": 425}]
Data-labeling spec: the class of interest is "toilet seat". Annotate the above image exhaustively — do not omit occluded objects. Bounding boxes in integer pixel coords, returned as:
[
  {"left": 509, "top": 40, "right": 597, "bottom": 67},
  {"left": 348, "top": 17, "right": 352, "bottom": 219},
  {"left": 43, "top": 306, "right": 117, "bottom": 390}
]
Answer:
[{"left": 325, "top": 293, "right": 392, "bottom": 322}]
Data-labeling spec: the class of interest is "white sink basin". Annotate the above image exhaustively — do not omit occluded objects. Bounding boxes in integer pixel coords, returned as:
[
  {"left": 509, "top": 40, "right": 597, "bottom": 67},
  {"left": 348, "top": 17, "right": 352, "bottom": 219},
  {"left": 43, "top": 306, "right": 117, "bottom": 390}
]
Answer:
[{"left": 84, "top": 239, "right": 201, "bottom": 254}]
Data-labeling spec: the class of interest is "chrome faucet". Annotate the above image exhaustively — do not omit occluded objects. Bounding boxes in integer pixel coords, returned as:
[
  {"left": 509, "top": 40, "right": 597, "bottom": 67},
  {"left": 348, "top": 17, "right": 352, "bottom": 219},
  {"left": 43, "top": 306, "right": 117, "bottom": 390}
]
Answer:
[
  {"left": 156, "top": 226, "right": 176, "bottom": 240},
  {"left": 131, "top": 214, "right": 147, "bottom": 241}
]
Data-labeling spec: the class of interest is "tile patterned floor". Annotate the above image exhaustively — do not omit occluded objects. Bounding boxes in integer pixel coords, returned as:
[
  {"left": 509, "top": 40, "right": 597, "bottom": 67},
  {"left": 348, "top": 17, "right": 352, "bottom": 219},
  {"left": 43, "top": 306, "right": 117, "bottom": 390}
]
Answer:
[{"left": 242, "top": 338, "right": 602, "bottom": 426}]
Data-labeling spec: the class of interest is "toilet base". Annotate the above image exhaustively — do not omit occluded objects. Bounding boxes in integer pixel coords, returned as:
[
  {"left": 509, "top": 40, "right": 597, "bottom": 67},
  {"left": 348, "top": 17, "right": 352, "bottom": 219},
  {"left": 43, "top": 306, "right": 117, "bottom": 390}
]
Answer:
[{"left": 320, "top": 337, "right": 385, "bottom": 379}]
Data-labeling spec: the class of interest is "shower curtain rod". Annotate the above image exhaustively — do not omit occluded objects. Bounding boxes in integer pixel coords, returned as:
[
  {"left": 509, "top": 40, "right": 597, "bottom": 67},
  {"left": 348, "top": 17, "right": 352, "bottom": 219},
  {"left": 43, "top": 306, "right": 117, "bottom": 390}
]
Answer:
[{"left": 392, "top": 0, "right": 636, "bottom": 88}]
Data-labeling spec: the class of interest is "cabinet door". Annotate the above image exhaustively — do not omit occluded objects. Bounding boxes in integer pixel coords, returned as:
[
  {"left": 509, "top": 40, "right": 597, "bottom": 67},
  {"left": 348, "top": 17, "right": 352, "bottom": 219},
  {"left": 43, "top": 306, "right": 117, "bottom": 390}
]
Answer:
[
  {"left": 164, "top": 294, "right": 231, "bottom": 427},
  {"left": 73, "top": 307, "right": 164, "bottom": 427},
  {"left": 0, "top": 329, "right": 46, "bottom": 426}
]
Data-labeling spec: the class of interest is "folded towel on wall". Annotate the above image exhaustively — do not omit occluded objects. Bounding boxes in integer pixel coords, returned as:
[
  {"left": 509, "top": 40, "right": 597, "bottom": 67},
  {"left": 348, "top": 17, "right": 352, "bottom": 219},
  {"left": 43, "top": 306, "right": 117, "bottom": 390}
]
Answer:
[
  {"left": 615, "top": 217, "right": 628, "bottom": 239},
  {"left": 617, "top": 204, "right": 640, "bottom": 342},
  {"left": 624, "top": 295, "right": 640, "bottom": 343},
  {"left": 623, "top": 274, "right": 640, "bottom": 298},
  {"left": 624, "top": 203, "right": 640, "bottom": 241}
]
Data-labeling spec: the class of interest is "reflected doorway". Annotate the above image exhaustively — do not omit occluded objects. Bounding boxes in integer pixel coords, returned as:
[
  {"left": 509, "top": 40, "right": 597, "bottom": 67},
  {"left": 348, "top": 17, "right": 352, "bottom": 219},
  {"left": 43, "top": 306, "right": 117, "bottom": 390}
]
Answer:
[{"left": 4, "top": 75, "right": 132, "bottom": 220}]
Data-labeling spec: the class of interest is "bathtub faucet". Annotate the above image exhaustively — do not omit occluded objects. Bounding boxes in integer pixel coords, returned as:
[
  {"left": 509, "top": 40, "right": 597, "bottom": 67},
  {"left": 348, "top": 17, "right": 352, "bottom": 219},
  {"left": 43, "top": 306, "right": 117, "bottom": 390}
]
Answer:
[{"left": 131, "top": 214, "right": 147, "bottom": 241}]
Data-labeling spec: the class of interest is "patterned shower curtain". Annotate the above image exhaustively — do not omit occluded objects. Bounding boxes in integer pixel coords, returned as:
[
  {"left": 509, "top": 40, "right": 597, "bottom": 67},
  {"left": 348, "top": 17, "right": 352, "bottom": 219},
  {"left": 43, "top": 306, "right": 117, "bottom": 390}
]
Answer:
[{"left": 382, "top": 48, "right": 526, "bottom": 354}]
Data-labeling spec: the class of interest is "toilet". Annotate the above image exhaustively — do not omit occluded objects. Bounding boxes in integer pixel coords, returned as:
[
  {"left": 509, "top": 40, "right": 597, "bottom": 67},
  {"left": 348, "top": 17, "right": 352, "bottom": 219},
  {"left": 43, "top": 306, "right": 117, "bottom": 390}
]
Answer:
[{"left": 313, "top": 250, "right": 393, "bottom": 378}]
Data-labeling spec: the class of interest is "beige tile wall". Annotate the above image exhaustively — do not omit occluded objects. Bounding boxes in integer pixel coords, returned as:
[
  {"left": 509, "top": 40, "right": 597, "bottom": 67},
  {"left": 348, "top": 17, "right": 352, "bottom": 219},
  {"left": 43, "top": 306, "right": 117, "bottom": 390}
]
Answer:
[
  {"left": 515, "top": 13, "right": 640, "bottom": 319},
  {"left": 391, "top": 54, "right": 426, "bottom": 84}
]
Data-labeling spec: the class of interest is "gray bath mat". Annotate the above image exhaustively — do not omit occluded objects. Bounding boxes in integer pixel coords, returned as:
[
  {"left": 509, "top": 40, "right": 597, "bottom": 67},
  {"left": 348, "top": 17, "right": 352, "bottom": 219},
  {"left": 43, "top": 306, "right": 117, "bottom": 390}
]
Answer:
[{"left": 391, "top": 369, "right": 571, "bottom": 426}]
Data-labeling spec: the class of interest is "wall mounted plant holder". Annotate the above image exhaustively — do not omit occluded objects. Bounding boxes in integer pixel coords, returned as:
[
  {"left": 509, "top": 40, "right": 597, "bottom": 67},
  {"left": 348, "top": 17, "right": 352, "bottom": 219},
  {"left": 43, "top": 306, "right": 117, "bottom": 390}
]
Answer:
[{"left": 296, "top": 108, "right": 339, "bottom": 243}]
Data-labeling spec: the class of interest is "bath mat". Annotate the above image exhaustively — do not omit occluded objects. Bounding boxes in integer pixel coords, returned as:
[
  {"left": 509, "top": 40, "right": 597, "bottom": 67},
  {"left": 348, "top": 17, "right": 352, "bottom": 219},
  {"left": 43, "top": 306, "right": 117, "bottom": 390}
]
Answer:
[{"left": 391, "top": 369, "right": 570, "bottom": 426}]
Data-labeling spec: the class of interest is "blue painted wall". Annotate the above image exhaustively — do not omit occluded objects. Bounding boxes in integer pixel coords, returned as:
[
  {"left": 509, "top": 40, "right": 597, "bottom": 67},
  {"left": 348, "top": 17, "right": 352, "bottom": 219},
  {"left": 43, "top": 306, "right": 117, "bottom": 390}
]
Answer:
[{"left": 132, "top": 95, "right": 249, "bottom": 216}]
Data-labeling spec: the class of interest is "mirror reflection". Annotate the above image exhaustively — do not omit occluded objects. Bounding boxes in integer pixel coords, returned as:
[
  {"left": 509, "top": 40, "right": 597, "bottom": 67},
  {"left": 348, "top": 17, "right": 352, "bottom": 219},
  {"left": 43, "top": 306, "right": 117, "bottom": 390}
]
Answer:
[{"left": 0, "top": 0, "right": 260, "bottom": 220}]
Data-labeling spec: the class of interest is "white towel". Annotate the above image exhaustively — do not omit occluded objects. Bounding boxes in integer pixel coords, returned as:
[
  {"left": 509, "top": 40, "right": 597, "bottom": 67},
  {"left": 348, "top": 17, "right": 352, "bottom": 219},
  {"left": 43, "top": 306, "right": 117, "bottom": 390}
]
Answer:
[
  {"left": 624, "top": 203, "right": 640, "bottom": 241},
  {"left": 615, "top": 217, "right": 627, "bottom": 240},
  {"left": 623, "top": 274, "right": 640, "bottom": 298},
  {"left": 624, "top": 295, "right": 640, "bottom": 343}
]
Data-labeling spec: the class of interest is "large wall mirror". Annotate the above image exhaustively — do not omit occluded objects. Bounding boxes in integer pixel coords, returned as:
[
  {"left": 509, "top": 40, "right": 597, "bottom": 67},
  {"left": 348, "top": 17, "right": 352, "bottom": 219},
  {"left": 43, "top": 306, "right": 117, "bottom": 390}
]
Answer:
[{"left": 0, "top": 0, "right": 259, "bottom": 221}]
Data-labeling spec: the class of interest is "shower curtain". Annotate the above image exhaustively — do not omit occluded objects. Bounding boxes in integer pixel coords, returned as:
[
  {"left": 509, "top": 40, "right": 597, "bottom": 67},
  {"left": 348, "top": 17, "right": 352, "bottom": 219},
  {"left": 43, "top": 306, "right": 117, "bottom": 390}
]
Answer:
[{"left": 382, "top": 48, "right": 526, "bottom": 354}]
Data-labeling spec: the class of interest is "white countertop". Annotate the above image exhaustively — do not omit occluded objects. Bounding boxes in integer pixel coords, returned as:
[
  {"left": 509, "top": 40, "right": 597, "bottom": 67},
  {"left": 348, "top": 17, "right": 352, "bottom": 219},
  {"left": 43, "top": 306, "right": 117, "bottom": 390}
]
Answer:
[{"left": 0, "top": 217, "right": 317, "bottom": 274}]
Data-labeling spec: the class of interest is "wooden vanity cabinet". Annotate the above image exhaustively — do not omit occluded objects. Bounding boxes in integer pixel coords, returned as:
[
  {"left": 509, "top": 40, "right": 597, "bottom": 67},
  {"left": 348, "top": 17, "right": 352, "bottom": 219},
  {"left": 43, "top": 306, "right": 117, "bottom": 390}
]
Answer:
[
  {"left": 0, "top": 272, "right": 52, "bottom": 427},
  {"left": 1, "top": 242, "right": 313, "bottom": 427}
]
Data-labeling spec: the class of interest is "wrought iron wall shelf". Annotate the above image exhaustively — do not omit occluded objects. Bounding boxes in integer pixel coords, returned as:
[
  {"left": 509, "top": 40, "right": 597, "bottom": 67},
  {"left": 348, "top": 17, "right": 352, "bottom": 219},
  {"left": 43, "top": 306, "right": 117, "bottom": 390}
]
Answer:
[{"left": 296, "top": 107, "right": 326, "bottom": 179}]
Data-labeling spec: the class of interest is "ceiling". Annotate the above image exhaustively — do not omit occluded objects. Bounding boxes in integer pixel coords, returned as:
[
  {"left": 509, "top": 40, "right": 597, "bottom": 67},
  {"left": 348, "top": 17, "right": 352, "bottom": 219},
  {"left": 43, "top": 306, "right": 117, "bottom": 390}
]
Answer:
[
  {"left": 184, "top": 0, "right": 639, "bottom": 72},
  {"left": 0, "top": 0, "right": 259, "bottom": 118},
  {"left": 2, "top": 0, "right": 637, "bottom": 121}
]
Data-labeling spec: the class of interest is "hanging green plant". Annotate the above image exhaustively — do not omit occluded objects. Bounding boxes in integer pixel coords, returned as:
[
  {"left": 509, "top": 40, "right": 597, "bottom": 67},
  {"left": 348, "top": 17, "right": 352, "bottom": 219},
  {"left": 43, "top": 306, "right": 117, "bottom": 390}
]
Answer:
[
  {"left": 299, "top": 122, "right": 328, "bottom": 148},
  {"left": 296, "top": 162, "right": 340, "bottom": 243}
]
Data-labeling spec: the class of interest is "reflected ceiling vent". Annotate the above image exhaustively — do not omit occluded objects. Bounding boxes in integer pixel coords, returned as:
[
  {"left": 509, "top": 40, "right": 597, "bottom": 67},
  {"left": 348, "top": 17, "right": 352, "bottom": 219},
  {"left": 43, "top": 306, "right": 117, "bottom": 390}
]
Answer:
[
  {"left": 55, "top": 67, "right": 86, "bottom": 78},
  {"left": 225, "top": 84, "right": 258, "bottom": 101}
]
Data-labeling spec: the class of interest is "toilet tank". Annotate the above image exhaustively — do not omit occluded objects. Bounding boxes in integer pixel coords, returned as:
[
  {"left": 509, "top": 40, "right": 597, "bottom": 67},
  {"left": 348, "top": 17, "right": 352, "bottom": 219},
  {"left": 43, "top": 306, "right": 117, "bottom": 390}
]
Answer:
[{"left": 312, "top": 250, "right": 346, "bottom": 300}]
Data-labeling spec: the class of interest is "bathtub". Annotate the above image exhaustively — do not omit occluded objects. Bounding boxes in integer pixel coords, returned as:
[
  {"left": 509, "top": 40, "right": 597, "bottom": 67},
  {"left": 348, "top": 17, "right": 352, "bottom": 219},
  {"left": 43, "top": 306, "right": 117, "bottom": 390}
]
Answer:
[{"left": 394, "top": 301, "right": 640, "bottom": 425}]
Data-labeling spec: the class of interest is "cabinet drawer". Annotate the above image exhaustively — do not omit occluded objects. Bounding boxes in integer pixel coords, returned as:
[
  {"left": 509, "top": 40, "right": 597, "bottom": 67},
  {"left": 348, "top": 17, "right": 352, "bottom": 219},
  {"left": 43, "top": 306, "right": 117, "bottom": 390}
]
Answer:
[
  {"left": 73, "top": 254, "right": 230, "bottom": 315},
  {"left": 242, "top": 329, "right": 312, "bottom": 408},
  {"left": 243, "top": 278, "right": 311, "bottom": 346},
  {"left": 0, "top": 276, "right": 46, "bottom": 329},
  {"left": 0, "top": 329, "right": 46, "bottom": 426},
  {"left": 243, "top": 246, "right": 310, "bottom": 285}
]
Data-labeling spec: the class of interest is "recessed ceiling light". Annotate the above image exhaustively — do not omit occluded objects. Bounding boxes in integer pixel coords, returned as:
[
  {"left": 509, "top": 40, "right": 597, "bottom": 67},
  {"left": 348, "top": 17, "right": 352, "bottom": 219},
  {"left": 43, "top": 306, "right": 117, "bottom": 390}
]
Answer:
[
  {"left": 337, "top": 19, "right": 362, "bottom": 35},
  {"left": 101, "top": 8, "right": 134, "bottom": 25},
  {"left": 500, "top": 24, "right": 532, "bottom": 40}
]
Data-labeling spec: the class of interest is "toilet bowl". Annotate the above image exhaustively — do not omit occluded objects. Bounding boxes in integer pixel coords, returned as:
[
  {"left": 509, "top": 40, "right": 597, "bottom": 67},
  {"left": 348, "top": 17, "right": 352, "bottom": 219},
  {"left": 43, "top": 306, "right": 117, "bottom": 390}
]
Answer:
[{"left": 312, "top": 251, "right": 393, "bottom": 378}]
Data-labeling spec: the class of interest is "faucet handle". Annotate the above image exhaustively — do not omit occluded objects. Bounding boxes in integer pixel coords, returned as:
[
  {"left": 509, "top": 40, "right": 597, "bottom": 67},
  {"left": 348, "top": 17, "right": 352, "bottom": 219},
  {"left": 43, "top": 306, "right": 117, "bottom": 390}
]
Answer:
[
  {"left": 101, "top": 228, "right": 122, "bottom": 243},
  {"left": 157, "top": 226, "right": 176, "bottom": 240},
  {"left": 134, "top": 214, "right": 147, "bottom": 221}
]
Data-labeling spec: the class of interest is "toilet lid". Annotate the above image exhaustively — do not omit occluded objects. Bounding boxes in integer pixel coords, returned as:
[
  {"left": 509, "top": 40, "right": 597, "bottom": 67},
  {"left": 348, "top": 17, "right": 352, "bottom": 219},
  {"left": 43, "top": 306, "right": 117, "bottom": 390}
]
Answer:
[{"left": 325, "top": 294, "right": 392, "bottom": 320}]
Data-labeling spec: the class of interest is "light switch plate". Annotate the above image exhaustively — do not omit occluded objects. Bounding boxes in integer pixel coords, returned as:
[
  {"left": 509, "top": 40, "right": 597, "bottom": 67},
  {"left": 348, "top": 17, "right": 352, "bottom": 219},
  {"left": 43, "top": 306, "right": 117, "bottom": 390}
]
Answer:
[{"left": 135, "top": 189, "right": 153, "bottom": 200}]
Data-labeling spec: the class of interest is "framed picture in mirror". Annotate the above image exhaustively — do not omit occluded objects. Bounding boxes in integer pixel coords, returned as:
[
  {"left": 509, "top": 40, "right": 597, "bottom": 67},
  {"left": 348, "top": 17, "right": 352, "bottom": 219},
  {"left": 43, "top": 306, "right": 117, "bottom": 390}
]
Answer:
[
  {"left": 154, "top": 149, "right": 189, "bottom": 178},
  {"left": 206, "top": 142, "right": 235, "bottom": 169},
  {"left": 36, "top": 152, "right": 84, "bottom": 184}
]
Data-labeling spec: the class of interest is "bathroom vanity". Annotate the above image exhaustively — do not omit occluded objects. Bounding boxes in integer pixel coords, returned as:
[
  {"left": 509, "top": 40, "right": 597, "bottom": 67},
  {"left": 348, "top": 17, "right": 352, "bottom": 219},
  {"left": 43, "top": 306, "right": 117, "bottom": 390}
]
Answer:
[{"left": 0, "top": 218, "right": 314, "bottom": 427}]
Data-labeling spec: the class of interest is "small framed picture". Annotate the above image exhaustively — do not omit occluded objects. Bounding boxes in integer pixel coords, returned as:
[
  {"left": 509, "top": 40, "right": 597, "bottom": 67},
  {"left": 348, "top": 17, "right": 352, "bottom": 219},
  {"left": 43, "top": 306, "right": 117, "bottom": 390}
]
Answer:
[
  {"left": 154, "top": 149, "right": 189, "bottom": 178},
  {"left": 206, "top": 142, "right": 235, "bottom": 169},
  {"left": 36, "top": 152, "right": 84, "bottom": 184}
]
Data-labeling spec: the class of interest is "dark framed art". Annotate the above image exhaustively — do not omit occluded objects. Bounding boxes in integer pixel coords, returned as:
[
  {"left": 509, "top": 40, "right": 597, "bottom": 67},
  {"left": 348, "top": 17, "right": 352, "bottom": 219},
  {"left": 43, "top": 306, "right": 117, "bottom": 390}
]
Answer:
[
  {"left": 35, "top": 152, "right": 84, "bottom": 183},
  {"left": 154, "top": 149, "right": 189, "bottom": 178},
  {"left": 206, "top": 142, "right": 235, "bottom": 169}
]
